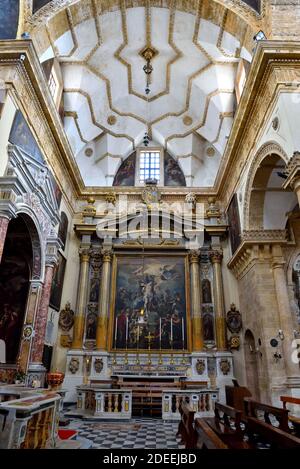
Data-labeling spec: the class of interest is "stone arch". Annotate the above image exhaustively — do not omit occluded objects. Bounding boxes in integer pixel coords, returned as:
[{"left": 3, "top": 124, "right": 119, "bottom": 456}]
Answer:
[{"left": 243, "top": 142, "right": 290, "bottom": 231}]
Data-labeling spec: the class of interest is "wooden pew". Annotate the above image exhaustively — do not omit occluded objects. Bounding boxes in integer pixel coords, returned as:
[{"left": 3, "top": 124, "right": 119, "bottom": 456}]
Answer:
[
  {"left": 177, "top": 401, "right": 196, "bottom": 449},
  {"left": 246, "top": 416, "right": 300, "bottom": 448},
  {"left": 280, "top": 396, "right": 300, "bottom": 436},
  {"left": 202, "top": 402, "right": 250, "bottom": 449},
  {"left": 195, "top": 418, "right": 228, "bottom": 449},
  {"left": 244, "top": 398, "right": 289, "bottom": 432}
]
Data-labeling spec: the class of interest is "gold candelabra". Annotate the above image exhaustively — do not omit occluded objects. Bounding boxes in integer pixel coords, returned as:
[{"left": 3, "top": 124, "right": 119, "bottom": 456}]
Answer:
[{"left": 145, "top": 331, "right": 154, "bottom": 365}]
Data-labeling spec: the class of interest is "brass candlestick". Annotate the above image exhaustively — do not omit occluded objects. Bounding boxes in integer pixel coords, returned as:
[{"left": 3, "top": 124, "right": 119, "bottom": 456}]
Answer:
[
  {"left": 112, "top": 352, "right": 117, "bottom": 365},
  {"left": 170, "top": 339, "right": 174, "bottom": 365}
]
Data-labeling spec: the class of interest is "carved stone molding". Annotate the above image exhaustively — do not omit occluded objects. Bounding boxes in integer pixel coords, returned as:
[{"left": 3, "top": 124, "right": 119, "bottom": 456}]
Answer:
[
  {"left": 283, "top": 151, "right": 300, "bottom": 191},
  {"left": 79, "top": 247, "right": 90, "bottom": 263},
  {"left": 242, "top": 229, "right": 288, "bottom": 243}
]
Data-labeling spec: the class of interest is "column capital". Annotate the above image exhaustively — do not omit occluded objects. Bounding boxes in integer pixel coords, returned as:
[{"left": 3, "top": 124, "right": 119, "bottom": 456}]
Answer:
[
  {"left": 102, "top": 249, "right": 113, "bottom": 263},
  {"left": 45, "top": 235, "right": 61, "bottom": 267},
  {"left": 209, "top": 250, "right": 223, "bottom": 264},
  {"left": 189, "top": 250, "right": 200, "bottom": 264},
  {"left": 79, "top": 246, "right": 91, "bottom": 263}
]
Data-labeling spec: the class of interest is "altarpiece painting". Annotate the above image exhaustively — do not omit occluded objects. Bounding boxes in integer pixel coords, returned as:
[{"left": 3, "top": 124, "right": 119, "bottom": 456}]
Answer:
[{"left": 111, "top": 255, "right": 189, "bottom": 351}]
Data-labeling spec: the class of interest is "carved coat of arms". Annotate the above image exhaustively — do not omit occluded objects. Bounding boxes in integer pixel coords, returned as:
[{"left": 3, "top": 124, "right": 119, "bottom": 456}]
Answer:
[
  {"left": 142, "top": 185, "right": 161, "bottom": 208},
  {"left": 195, "top": 359, "right": 206, "bottom": 375},
  {"left": 69, "top": 357, "right": 80, "bottom": 374},
  {"left": 94, "top": 358, "right": 104, "bottom": 374},
  {"left": 220, "top": 358, "right": 231, "bottom": 375},
  {"left": 226, "top": 303, "right": 242, "bottom": 334},
  {"left": 59, "top": 302, "right": 74, "bottom": 332}
]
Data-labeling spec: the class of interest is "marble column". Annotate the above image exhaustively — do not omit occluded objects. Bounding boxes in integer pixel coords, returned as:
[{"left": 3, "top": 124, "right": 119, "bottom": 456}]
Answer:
[
  {"left": 210, "top": 250, "right": 227, "bottom": 350},
  {"left": 30, "top": 262, "right": 56, "bottom": 364},
  {"left": 272, "top": 244, "right": 300, "bottom": 377},
  {"left": 72, "top": 248, "right": 90, "bottom": 349},
  {"left": 0, "top": 215, "right": 11, "bottom": 263},
  {"left": 189, "top": 250, "right": 203, "bottom": 351},
  {"left": 96, "top": 250, "right": 113, "bottom": 350}
]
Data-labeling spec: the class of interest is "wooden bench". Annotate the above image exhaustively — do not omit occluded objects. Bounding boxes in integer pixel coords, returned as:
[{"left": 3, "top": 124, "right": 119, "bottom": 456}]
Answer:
[
  {"left": 244, "top": 398, "right": 289, "bottom": 432},
  {"left": 195, "top": 418, "right": 228, "bottom": 449},
  {"left": 280, "top": 396, "right": 300, "bottom": 436},
  {"left": 201, "top": 402, "right": 249, "bottom": 449},
  {"left": 246, "top": 416, "right": 300, "bottom": 448},
  {"left": 177, "top": 401, "right": 196, "bottom": 449}
]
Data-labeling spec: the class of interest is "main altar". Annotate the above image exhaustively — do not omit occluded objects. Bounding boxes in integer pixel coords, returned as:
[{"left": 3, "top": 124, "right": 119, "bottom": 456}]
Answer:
[{"left": 63, "top": 195, "right": 235, "bottom": 409}]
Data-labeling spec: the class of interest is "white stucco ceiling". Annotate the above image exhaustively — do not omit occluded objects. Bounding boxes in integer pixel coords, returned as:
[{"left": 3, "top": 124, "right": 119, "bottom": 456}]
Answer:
[{"left": 40, "top": 5, "right": 252, "bottom": 187}]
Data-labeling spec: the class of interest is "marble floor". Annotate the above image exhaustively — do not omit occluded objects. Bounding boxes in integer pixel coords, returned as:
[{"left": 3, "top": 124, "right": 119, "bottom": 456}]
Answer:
[{"left": 62, "top": 417, "right": 185, "bottom": 449}]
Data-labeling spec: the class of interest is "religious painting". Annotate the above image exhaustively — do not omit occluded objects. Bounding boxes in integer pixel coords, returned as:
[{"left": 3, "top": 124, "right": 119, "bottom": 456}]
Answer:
[
  {"left": 49, "top": 171, "right": 62, "bottom": 209},
  {"left": 202, "top": 279, "right": 212, "bottom": 304},
  {"left": 89, "top": 278, "right": 100, "bottom": 303},
  {"left": 111, "top": 255, "right": 189, "bottom": 351},
  {"left": 227, "top": 193, "right": 241, "bottom": 255},
  {"left": 49, "top": 252, "right": 66, "bottom": 311},
  {"left": 113, "top": 152, "right": 136, "bottom": 186},
  {"left": 58, "top": 212, "right": 68, "bottom": 250},
  {"left": 0, "top": 218, "right": 31, "bottom": 364},
  {"left": 9, "top": 110, "right": 44, "bottom": 163},
  {"left": 164, "top": 153, "right": 186, "bottom": 187}
]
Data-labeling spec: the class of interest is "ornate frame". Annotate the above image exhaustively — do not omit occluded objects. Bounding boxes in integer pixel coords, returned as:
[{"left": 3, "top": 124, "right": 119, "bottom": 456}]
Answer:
[{"left": 108, "top": 250, "right": 192, "bottom": 353}]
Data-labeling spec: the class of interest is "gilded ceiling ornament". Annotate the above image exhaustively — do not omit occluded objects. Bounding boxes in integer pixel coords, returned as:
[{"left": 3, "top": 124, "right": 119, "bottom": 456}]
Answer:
[
  {"left": 206, "top": 146, "right": 215, "bottom": 157},
  {"left": 105, "top": 192, "right": 117, "bottom": 205},
  {"left": 183, "top": 115, "right": 193, "bottom": 126},
  {"left": 107, "top": 115, "right": 117, "bottom": 125},
  {"left": 60, "top": 334, "right": 72, "bottom": 348},
  {"left": 206, "top": 197, "right": 221, "bottom": 218},
  {"left": 85, "top": 148, "right": 93, "bottom": 157}
]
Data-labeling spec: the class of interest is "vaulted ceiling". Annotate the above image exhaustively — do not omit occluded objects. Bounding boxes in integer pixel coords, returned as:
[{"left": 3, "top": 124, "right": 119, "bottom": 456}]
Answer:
[{"left": 31, "top": 1, "right": 257, "bottom": 187}]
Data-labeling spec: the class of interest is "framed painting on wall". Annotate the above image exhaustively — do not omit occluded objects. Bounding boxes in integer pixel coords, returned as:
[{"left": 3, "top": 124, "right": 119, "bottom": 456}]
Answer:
[
  {"left": 227, "top": 193, "right": 242, "bottom": 255},
  {"left": 49, "top": 252, "right": 66, "bottom": 312},
  {"left": 109, "top": 253, "right": 190, "bottom": 352}
]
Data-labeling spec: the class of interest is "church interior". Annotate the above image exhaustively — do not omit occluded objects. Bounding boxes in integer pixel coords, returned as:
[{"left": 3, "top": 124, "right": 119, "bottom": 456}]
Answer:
[{"left": 1, "top": 0, "right": 300, "bottom": 451}]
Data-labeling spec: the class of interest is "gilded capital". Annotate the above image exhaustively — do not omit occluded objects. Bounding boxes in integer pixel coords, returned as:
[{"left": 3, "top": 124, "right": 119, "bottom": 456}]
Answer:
[
  {"left": 102, "top": 250, "right": 113, "bottom": 263},
  {"left": 189, "top": 250, "right": 199, "bottom": 264},
  {"left": 79, "top": 248, "right": 90, "bottom": 263},
  {"left": 209, "top": 250, "right": 223, "bottom": 264}
]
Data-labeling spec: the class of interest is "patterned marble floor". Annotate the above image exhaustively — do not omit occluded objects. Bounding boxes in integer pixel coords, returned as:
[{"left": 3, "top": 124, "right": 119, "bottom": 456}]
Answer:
[{"left": 63, "top": 417, "right": 185, "bottom": 449}]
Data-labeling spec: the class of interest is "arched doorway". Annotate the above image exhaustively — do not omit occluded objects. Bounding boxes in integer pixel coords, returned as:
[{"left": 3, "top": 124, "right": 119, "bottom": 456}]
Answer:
[
  {"left": 0, "top": 215, "right": 33, "bottom": 363},
  {"left": 244, "top": 329, "right": 260, "bottom": 400}
]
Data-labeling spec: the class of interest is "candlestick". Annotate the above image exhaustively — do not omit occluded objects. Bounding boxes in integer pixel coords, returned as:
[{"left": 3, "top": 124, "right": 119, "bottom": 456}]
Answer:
[
  {"left": 182, "top": 317, "right": 185, "bottom": 349},
  {"left": 170, "top": 317, "right": 173, "bottom": 342},
  {"left": 126, "top": 316, "right": 129, "bottom": 343},
  {"left": 159, "top": 318, "right": 162, "bottom": 344},
  {"left": 115, "top": 317, "right": 118, "bottom": 348}
]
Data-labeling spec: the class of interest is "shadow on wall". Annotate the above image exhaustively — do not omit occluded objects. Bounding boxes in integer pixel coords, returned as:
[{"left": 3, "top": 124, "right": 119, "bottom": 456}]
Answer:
[{"left": 0, "top": 0, "right": 19, "bottom": 40}]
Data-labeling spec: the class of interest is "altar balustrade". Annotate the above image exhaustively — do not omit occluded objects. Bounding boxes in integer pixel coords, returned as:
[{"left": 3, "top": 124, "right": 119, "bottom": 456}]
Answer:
[
  {"left": 72, "top": 385, "right": 132, "bottom": 420},
  {"left": 162, "top": 389, "right": 219, "bottom": 421}
]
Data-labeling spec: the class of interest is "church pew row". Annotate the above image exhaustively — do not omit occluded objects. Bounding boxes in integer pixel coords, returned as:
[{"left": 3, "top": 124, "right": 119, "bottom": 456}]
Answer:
[
  {"left": 280, "top": 395, "right": 300, "bottom": 436},
  {"left": 243, "top": 398, "right": 290, "bottom": 432},
  {"left": 178, "top": 399, "right": 300, "bottom": 449}
]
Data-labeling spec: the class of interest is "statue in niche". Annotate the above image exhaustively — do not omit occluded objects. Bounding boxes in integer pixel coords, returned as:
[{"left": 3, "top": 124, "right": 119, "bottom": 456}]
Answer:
[
  {"left": 86, "top": 312, "right": 97, "bottom": 340},
  {"left": 89, "top": 278, "right": 99, "bottom": 303},
  {"left": 202, "top": 279, "right": 212, "bottom": 304},
  {"left": 202, "top": 313, "right": 215, "bottom": 341}
]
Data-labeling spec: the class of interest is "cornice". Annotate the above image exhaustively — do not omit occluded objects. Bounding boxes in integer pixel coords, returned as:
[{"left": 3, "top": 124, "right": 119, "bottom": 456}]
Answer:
[
  {"left": 215, "top": 41, "right": 300, "bottom": 208},
  {"left": 227, "top": 229, "right": 288, "bottom": 279},
  {"left": 0, "top": 40, "right": 84, "bottom": 201}
]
